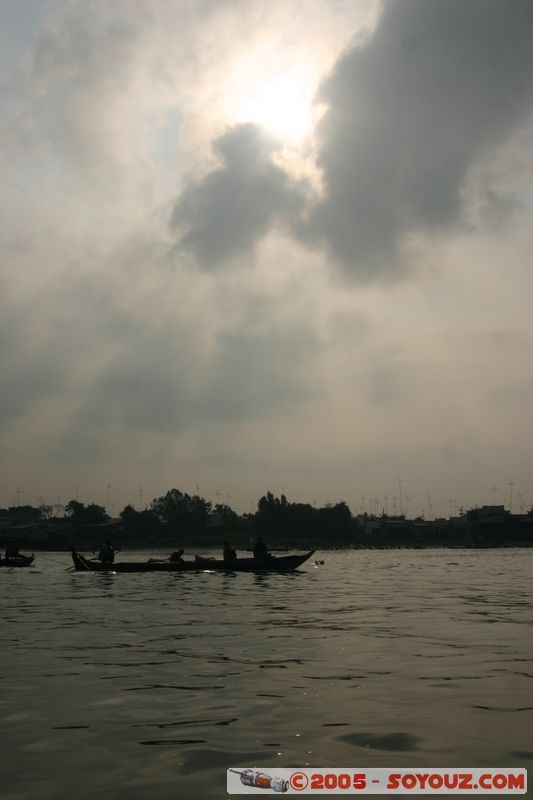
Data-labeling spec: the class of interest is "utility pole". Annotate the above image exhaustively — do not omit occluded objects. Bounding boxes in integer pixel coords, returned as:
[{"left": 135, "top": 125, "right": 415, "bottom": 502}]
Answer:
[
  {"left": 491, "top": 485, "right": 497, "bottom": 505},
  {"left": 397, "top": 479, "right": 404, "bottom": 515},
  {"left": 508, "top": 480, "right": 514, "bottom": 513},
  {"left": 138, "top": 485, "right": 143, "bottom": 510}
]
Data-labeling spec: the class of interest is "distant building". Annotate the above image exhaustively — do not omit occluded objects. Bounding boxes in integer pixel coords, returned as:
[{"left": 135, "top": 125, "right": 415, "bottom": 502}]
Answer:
[{"left": 478, "top": 505, "right": 510, "bottom": 519}]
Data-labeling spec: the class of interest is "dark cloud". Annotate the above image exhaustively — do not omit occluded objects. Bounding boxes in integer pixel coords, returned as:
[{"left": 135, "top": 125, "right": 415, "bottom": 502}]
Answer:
[
  {"left": 194, "top": 328, "right": 313, "bottom": 423},
  {"left": 171, "top": 123, "right": 308, "bottom": 267},
  {"left": 74, "top": 324, "right": 313, "bottom": 437},
  {"left": 0, "top": 355, "right": 58, "bottom": 426},
  {"left": 170, "top": 2, "right": 533, "bottom": 280},
  {"left": 306, "top": 0, "right": 533, "bottom": 277},
  {"left": 0, "top": 270, "right": 317, "bottom": 468},
  {"left": 46, "top": 319, "right": 315, "bottom": 467},
  {"left": 0, "top": 295, "right": 67, "bottom": 426}
]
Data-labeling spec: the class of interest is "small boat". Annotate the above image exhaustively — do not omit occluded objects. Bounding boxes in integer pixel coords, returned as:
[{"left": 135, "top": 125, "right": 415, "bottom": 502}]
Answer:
[
  {"left": 0, "top": 553, "right": 35, "bottom": 568},
  {"left": 71, "top": 549, "right": 315, "bottom": 573},
  {"left": 193, "top": 552, "right": 315, "bottom": 572}
]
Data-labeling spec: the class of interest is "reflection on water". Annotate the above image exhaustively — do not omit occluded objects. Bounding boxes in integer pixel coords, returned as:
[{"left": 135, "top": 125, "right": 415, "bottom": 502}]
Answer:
[{"left": 1, "top": 549, "right": 532, "bottom": 799}]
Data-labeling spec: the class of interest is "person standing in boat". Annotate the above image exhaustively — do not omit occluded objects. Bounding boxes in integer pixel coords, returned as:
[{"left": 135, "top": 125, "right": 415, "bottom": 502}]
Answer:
[
  {"left": 223, "top": 541, "right": 237, "bottom": 563},
  {"left": 253, "top": 535, "right": 269, "bottom": 561},
  {"left": 5, "top": 542, "right": 20, "bottom": 561},
  {"left": 98, "top": 539, "right": 115, "bottom": 565}
]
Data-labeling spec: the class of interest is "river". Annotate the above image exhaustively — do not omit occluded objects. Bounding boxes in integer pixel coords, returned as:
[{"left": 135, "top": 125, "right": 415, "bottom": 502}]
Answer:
[{"left": 1, "top": 548, "right": 531, "bottom": 799}]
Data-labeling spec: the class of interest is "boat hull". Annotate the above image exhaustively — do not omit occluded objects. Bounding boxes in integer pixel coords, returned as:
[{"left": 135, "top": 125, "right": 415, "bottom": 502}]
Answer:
[
  {"left": 71, "top": 550, "right": 315, "bottom": 573},
  {"left": 0, "top": 554, "right": 35, "bottom": 568},
  {"left": 193, "top": 553, "right": 315, "bottom": 572}
]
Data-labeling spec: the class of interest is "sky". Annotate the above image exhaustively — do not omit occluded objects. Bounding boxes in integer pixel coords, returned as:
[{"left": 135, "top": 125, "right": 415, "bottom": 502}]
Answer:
[{"left": 1, "top": 0, "right": 532, "bottom": 518}]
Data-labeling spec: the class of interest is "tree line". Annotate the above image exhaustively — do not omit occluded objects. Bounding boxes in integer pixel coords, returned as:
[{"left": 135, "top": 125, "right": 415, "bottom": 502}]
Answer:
[
  {"left": 5, "top": 491, "right": 532, "bottom": 548},
  {"left": 120, "top": 489, "right": 356, "bottom": 543},
  {"left": 6, "top": 490, "right": 358, "bottom": 544}
]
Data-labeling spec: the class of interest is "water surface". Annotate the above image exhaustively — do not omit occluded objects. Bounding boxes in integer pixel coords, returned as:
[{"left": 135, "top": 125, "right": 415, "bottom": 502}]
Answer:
[{"left": 1, "top": 548, "right": 531, "bottom": 798}]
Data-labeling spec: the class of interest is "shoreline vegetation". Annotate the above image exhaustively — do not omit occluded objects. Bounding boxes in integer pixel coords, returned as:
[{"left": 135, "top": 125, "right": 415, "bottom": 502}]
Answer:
[{"left": 1, "top": 490, "right": 532, "bottom": 552}]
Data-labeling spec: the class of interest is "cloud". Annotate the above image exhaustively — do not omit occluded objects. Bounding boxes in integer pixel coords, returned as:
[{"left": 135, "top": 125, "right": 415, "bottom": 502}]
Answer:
[
  {"left": 28, "top": 2, "right": 152, "bottom": 175},
  {"left": 306, "top": 0, "right": 533, "bottom": 277},
  {"left": 0, "top": 284, "right": 70, "bottom": 427},
  {"left": 171, "top": 123, "right": 308, "bottom": 267},
  {"left": 169, "top": 1, "right": 533, "bottom": 281},
  {"left": 1, "top": 248, "right": 320, "bottom": 467},
  {"left": 66, "top": 312, "right": 315, "bottom": 444},
  {"left": 1, "top": 0, "right": 532, "bottom": 514}
]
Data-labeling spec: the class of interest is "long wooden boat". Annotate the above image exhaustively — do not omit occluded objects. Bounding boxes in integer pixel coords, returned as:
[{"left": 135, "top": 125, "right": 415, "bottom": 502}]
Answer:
[
  {"left": 194, "top": 552, "right": 315, "bottom": 572},
  {"left": 71, "top": 549, "right": 315, "bottom": 573},
  {"left": 0, "top": 554, "right": 35, "bottom": 568}
]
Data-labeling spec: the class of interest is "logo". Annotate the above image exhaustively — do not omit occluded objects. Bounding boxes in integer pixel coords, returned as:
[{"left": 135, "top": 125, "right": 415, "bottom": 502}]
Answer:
[
  {"left": 290, "top": 772, "right": 309, "bottom": 791},
  {"left": 229, "top": 769, "right": 289, "bottom": 792}
]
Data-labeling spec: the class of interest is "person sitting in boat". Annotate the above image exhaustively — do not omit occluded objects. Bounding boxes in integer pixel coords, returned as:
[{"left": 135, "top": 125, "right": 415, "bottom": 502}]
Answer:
[
  {"left": 5, "top": 542, "right": 20, "bottom": 560},
  {"left": 98, "top": 539, "right": 115, "bottom": 565},
  {"left": 169, "top": 549, "right": 184, "bottom": 562},
  {"left": 253, "top": 535, "right": 269, "bottom": 561},
  {"left": 223, "top": 541, "right": 237, "bottom": 563}
]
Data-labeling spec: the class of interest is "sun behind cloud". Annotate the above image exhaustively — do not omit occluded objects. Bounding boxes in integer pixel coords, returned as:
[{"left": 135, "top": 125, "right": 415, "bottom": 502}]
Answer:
[{"left": 236, "top": 71, "right": 316, "bottom": 144}]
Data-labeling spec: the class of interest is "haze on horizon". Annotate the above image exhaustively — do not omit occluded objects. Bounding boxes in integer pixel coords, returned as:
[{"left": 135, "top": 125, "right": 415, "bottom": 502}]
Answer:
[{"left": 1, "top": 0, "right": 532, "bottom": 519}]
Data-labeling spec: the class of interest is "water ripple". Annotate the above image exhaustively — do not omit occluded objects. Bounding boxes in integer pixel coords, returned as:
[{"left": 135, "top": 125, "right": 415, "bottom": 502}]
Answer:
[{"left": 1, "top": 547, "right": 532, "bottom": 800}]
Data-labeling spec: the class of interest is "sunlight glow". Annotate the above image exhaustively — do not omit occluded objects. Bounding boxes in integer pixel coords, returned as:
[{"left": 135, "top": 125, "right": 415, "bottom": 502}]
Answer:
[{"left": 236, "top": 73, "right": 315, "bottom": 144}]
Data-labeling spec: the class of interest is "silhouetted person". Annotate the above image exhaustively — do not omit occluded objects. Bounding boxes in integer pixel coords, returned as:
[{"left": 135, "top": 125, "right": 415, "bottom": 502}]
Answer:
[
  {"left": 5, "top": 543, "right": 20, "bottom": 560},
  {"left": 98, "top": 539, "right": 115, "bottom": 565},
  {"left": 169, "top": 549, "right": 184, "bottom": 562},
  {"left": 253, "top": 536, "right": 269, "bottom": 561},
  {"left": 223, "top": 541, "right": 237, "bottom": 563}
]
